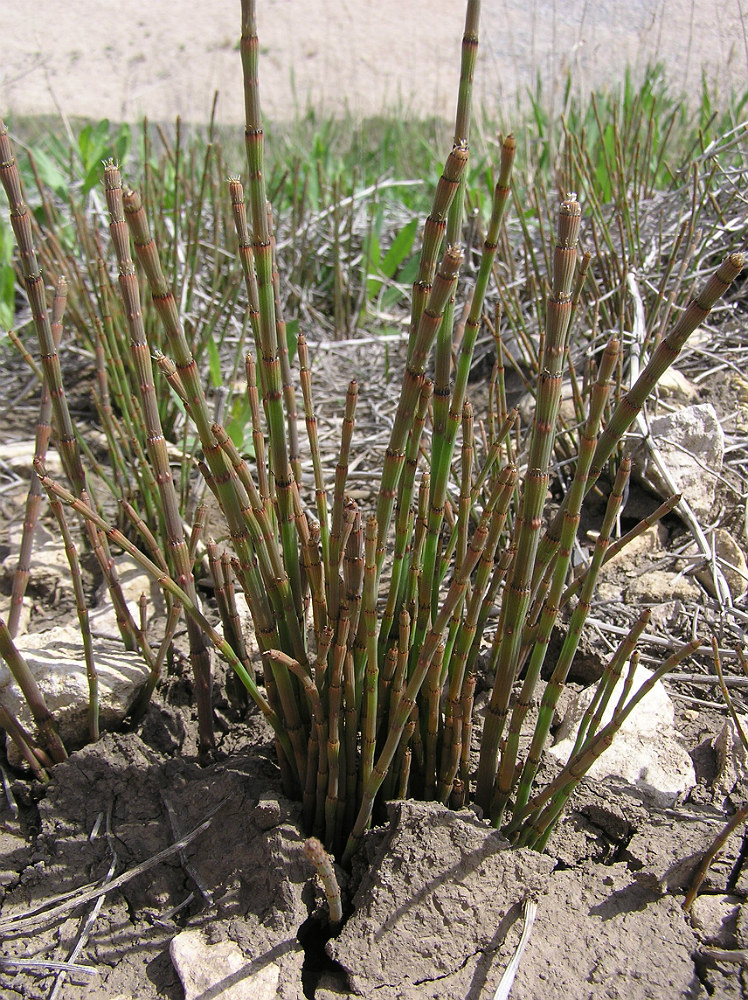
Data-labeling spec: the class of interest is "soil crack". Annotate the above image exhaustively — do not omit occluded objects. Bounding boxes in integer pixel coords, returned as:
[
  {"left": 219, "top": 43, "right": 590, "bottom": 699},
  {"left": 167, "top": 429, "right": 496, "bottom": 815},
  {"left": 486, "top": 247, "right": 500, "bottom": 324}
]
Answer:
[{"left": 297, "top": 913, "right": 349, "bottom": 998}]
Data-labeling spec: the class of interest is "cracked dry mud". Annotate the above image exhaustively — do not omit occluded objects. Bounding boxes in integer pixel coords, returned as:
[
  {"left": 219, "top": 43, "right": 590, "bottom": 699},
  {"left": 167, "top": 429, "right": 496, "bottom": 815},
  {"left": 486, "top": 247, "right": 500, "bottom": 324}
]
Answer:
[{"left": 0, "top": 694, "right": 746, "bottom": 1000}]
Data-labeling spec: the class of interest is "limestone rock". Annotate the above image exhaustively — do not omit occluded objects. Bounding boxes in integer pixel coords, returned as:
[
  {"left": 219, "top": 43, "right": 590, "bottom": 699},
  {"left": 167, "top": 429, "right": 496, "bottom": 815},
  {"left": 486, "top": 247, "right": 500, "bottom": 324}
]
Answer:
[
  {"left": 2, "top": 521, "right": 74, "bottom": 604},
  {"left": 603, "top": 524, "right": 665, "bottom": 563},
  {"left": 653, "top": 369, "right": 700, "bottom": 406},
  {"left": 2, "top": 441, "right": 63, "bottom": 477},
  {"left": 549, "top": 666, "right": 695, "bottom": 806},
  {"left": 594, "top": 525, "right": 701, "bottom": 606},
  {"left": 624, "top": 568, "right": 701, "bottom": 604},
  {"left": 1, "top": 625, "right": 149, "bottom": 753},
  {"left": 90, "top": 554, "right": 160, "bottom": 639},
  {"left": 632, "top": 402, "right": 724, "bottom": 519},
  {"left": 696, "top": 528, "right": 748, "bottom": 600},
  {"left": 170, "top": 929, "right": 279, "bottom": 1000},
  {"left": 729, "top": 373, "right": 748, "bottom": 434},
  {"left": 690, "top": 895, "right": 742, "bottom": 948},
  {"left": 647, "top": 600, "right": 697, "bottom": 633}
]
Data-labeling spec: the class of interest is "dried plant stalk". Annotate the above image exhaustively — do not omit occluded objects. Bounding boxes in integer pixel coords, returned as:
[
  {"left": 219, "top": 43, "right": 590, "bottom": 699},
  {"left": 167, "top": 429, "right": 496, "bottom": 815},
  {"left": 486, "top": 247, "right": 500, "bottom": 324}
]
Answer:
[{"left": 8, "top": 277, "right": 68, "bottom": 637}]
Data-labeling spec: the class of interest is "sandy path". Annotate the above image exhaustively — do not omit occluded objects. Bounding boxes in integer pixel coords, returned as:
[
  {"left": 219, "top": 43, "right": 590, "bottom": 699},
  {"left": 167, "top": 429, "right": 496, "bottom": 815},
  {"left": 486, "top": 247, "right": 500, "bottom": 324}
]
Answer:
[{"left": 1, "top": 1, "right": 747, "bottom": 127}]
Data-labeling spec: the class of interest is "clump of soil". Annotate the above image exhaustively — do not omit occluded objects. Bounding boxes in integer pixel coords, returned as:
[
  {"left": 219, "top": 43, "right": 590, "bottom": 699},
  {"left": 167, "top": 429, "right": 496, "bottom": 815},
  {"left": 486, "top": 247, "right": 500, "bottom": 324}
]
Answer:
[
  {"left": 0, "top": 709, "right": 311, "bottom": 1000},
  {"left": 0, "top": 692, "right": 746, "bottom": 999}
]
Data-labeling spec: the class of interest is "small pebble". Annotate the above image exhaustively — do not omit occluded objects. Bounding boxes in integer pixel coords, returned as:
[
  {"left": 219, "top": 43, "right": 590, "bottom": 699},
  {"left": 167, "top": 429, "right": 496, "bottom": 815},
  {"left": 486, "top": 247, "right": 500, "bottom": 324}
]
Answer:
[{"left": 251, "top": 795, "right": 281, "bottom": 830}]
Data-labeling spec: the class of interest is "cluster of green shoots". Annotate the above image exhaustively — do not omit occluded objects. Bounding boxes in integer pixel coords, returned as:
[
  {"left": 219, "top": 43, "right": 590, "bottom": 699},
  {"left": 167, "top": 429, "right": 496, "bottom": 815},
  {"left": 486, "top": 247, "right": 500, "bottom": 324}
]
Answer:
[{"left": 0, "top": 0, "right": 743, "bottom": 865}]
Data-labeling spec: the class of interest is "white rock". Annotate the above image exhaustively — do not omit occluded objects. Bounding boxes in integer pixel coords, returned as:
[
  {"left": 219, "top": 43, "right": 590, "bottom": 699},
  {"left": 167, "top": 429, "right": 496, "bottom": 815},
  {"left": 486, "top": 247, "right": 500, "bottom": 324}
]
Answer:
[
  {"left": 4, "top": 523, "right": 160, "bottom": 640},
  {"left": 549, "top": 666, "right": 696, "bottom": 806},
  {"left": 90, "top": 554, "right": 159, "bottom": 639},
  {"left": 2, "top": 522, "right": 74, "bottom": 600},
  {"left": 1, "top": 625, "right": 149, "bottom": 751},
  {"left": 633, "top": 403, "right": 724, "bottom": 519},
  {"left": 689, "top": 894, "right": 741, "bottom": 947},
  {"left": 2, "top": 441, "right": 63, "bottom": 477},
  {"left": 170, "top": 929, "right": 279, "bottom": 1000},
  {"left": 696, "top": 528, "right": 748, "bottom": 601},
  {"left": 653, "top": 369, "right": 700, "bottom": 406}
]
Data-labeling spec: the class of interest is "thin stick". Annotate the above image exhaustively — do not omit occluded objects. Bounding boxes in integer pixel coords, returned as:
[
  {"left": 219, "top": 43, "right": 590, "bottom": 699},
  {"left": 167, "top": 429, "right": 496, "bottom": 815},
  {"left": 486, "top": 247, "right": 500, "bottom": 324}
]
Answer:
[
  {"left": 538, "top": 251, "right": 744, "bottom": 584},
  {"left": 105, "top": 162, "right": 214, "bottom": 750},
  {"left": 34, "top": 465, "right": 290, "bottom": 761},
  {"left": 0, "top": 799, "right": 227, "bottom": 935},
  {"left": 0, "top": 959, "right": 98, "bottom": 977},
  {"left": 161, "top": 793, "right": 214, "bottom": 906},
  {"left": 683, "top": 804, "right": 748, "bottom": 912},
  {"left": 492, "top": 897, "right": 538, "bottom": 1000},
  {"left": 47, "top": 495, "right": 99, "bottom": 740},
  {"left": 49, "top": 807, "right": 117, "bottom": 999}
]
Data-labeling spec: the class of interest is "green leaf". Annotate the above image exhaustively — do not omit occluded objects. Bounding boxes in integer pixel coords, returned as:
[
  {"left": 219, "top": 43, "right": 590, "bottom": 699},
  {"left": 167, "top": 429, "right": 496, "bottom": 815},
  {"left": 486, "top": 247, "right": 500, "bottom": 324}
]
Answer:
[
  {"left": 398, "top": 254, "right": 420, "bottom": 286},
  {"left": 42, "top": 131, "right": 70, "bottom": 168},
  {"left": 365, "top": 227, "right": 382, "bottom": 300},
  {"left": 379, "top": 218, "right": 418, "bottom": 279},
  {"left": 81, "top": 120, "right": 127, "bottom": 196},
  {"left": 286, "top": 318, "right": 299, "bottom": 365},
  {"left": 0, "top": 265, "right": 15, "bottom": 328},
  {"left": 82, "top": 162, "right": 104, "bottom": 197},
  {"left": 78, "top": 121, "right": 110, "bottom": 191},
  {"left": 113, "top": 123, "right": 132, "bottom": 165},
  {"left": 381, "top": 284, "right": 405, "bottom": 311},
  {"left": 77, "top": 122, "right": 94, "bottom": 162},
  {"left": 30, "top": 148, "right": 69, "bottom": 199},
  {"left": 367, "top": 227, "right": 381, "bottom": 271},
  {"left": 226, "top": 397, "right": 256, "bottom": 451},
  {"left": 206, "top": 337, "right": 222, "bottom": 388}
]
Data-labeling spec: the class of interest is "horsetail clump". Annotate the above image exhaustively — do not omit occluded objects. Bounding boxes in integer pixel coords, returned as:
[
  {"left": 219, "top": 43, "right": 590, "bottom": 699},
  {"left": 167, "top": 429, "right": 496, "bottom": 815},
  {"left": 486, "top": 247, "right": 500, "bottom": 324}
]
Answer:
[{"left": 0, "top": 0, "right": 744, "bottom": 868}]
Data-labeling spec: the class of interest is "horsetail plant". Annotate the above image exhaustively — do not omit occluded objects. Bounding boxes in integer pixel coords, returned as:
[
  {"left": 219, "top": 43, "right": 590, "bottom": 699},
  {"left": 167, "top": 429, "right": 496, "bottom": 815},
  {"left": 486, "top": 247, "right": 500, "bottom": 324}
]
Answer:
[
  {"left": 104, "top": 161, "right": 214, "bottom": 752},
  {"left": 7, "top": 277, "right": 67, "bottom": 638},
  {"left": 0, "top": 0, "right": 744, "bottom": 870},
  {"left": 0, "top": 618, "right": 66, "bottom": 767}
]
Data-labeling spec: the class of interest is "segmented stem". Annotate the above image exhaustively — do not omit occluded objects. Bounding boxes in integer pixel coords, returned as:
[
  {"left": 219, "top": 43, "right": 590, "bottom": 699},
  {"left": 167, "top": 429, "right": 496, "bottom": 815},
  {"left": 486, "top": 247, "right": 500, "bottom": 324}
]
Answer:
[
  {"left": 105, "top": 162, "right": 214, "bottom": 750},
  {"left": 476, "top": 196, "right": 581, "bottom": 811},
  {"left": 8, "top": 277, "right": 68, "bottom": 637},
  {"left": 304, "top": 836, "right": 343, "bottom": 923}
]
